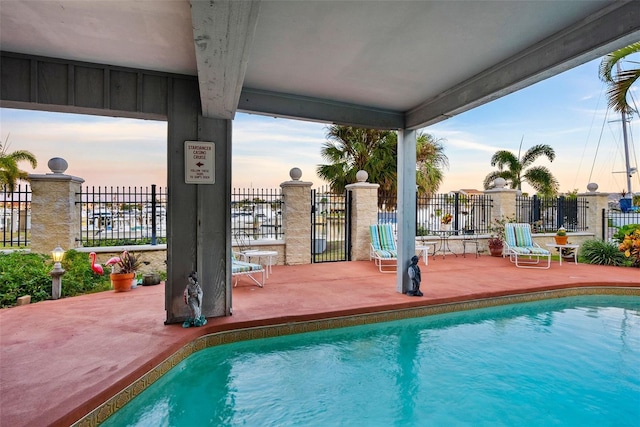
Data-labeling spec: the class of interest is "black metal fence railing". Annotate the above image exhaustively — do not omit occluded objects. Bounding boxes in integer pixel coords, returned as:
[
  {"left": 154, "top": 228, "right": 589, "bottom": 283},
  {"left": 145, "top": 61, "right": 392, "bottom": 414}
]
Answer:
[
  {"left": 604, "top": 208, "right": 640, "bottom": 241},
  {"left": 378, "top": 192, "right": 494, "bottom": 235},
  {"left": 0, "top": 184, "right": 31, "bottom": 248},
  {"left": 515, "top": 195, "right": 588, "bottom": 232},
  {"left": 311, "top": 187, "right": 351, "bottom": 263},
  {"left": 76, "top": 185, "right": 167, "bottom": 247},
  {"left": 232, "top": 188, "right": 283, "bottom": 240}
]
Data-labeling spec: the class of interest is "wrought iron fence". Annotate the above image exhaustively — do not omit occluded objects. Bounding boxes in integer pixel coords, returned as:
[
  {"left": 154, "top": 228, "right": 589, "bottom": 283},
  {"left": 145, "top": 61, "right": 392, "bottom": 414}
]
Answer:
[
  {"left": 311, "top": 186, "right": 351, "bottom": 263},
  {"left": 232, "top": 188, "right": 283, "bottom": 240},
  {"left": 515, "top": 195, "right": 588, "bottom": 232},
  {"left": 604, "top": 208, "right": 640, "bottom": 241},
  {"left": 76, "top": 185, "right": 167, "bottom": 247},
  {"left": 378, "top": 192, "right": 494, "bottom": 235},
  {"left": 0, "top": 184, "right": 31, "bottom": 248}
]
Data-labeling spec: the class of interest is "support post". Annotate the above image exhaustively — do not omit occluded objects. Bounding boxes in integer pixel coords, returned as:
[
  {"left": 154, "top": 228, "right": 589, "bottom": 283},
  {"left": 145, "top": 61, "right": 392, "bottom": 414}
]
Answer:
[{"left": 397, "top": 129, "right": 416, "bottom": 294}]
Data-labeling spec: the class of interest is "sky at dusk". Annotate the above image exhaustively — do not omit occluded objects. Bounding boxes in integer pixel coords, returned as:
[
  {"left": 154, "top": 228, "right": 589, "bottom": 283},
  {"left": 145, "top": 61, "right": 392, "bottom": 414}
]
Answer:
[{"left": 0, "top": 56, "right": 638, "bottom": 195}]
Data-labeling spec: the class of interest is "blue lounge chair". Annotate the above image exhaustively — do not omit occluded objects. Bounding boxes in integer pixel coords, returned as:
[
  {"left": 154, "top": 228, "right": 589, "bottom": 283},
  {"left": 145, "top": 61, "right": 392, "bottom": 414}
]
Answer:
[
  {"left": 504, "top": 223, "right": 551, "bottom": 269},
  {"left": 369, "top": 224, "right": 397, "bottom": 273},
  {"left": 232, "top": 252, "right": 265, "bottom": 287}
]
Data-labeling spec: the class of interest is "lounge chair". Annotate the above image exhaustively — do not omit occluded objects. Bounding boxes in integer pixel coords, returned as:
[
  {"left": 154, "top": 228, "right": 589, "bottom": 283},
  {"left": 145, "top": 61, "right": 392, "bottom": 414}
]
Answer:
[
  {"left": 232, "top": 252, "right": 265, "bottom": 287},
  {"left": 369, "top": 224, "right": 397, "bottom": 273},
  {"left": 504, "top": 223, "right": 551, "bottom": 269}
]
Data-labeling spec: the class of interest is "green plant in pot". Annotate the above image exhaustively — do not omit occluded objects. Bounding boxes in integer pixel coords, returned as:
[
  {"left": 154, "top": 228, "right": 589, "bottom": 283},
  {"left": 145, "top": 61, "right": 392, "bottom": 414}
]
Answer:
[
  {"left": 555, "top": 227, "right": 568, "bottom": 245},
  {"left": 106, "top": 251, "right": 142, "bottom": 292}
]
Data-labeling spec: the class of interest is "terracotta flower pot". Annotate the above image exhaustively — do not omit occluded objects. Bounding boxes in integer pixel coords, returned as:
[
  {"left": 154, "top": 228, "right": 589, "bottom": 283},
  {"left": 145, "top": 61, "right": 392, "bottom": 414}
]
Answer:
[
  {"left": 554, "top": 235, "right": 568, "bottom": 245},
  {"left": 489, "top": 246, "right": 503, "bottom": 257},
  {"left": 110, "top": 272, "right": 136, "bottom": 292}
]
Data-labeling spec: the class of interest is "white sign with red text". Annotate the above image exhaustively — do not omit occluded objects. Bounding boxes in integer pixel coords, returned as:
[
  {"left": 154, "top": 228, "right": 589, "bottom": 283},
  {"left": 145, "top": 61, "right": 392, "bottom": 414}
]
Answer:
[{"left": 184, "top": 141, "right": 215, "bottom": 184}]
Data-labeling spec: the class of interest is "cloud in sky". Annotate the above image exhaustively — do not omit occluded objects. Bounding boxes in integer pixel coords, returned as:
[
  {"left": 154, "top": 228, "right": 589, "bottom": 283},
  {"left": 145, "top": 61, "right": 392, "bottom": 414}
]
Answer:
[{"left": 0, "top": 57, "right": 638, "bottom": 195}]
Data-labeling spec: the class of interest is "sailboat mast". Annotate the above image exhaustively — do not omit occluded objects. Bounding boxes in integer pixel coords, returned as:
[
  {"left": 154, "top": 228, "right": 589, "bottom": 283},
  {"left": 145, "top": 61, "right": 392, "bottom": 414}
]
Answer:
[{"left": 618, "top": 62, "right": 633, "bottom": 196}]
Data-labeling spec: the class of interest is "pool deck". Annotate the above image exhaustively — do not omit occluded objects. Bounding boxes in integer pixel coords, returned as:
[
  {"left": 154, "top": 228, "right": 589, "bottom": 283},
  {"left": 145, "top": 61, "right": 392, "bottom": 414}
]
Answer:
[{"left": 1, "top": 255, "right": 639, "bottom": 426}]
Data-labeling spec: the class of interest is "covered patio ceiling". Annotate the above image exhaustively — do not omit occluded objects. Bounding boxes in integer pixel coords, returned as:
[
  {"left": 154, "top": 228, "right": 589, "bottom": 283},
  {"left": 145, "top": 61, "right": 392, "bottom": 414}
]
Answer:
[{"left": 1, "top": 0, "right": 639, "bottom": 129}]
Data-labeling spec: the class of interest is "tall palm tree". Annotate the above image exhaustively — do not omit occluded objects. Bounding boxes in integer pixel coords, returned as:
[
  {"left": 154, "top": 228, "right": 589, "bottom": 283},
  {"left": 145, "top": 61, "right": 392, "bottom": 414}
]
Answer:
[
  {"left": 599, "top": 41, "right": 640, "bottom": 115},
  {"left": 0, "top": 135, "right": 38, "bottom": 192},
  {"left": 415, "top": 132, "right": 449, "bottom": 196},
  {"left": 483, "top": 140, "right": 558, "bottom": 196},
  {"left": 316, "top": 125, "right": 448, "bottom": 198},
  {"left": 317, "top": 126, "right": 396, "bottom": 194}
]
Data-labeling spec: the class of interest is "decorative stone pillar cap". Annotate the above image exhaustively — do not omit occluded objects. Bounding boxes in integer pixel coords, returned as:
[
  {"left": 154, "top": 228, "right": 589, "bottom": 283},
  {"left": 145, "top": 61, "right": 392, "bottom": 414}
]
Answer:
[
  {"left": 47, "top": 157, "right": 68, "bottom": 174},
  {"left": 289, "top": 167, "right": 302, "bottom": 181},
  {"left": 587, "top": 182, "right": 598, "bottom": 193},
  {"left": 356, "top": 170, "right": 368, "bottom": 182},
  {"left": 281, "top": 167, "right": 312, "bottom": 188},
  {"left": 493, "top": 177, "right": 506, "bottom": 189}
]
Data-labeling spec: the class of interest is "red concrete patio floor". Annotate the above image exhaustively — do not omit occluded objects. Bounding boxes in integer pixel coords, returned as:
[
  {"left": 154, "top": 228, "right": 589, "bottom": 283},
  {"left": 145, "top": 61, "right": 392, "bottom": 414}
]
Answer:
[{"left": 1, "top": 255, "right": 639, "bottom": 426}]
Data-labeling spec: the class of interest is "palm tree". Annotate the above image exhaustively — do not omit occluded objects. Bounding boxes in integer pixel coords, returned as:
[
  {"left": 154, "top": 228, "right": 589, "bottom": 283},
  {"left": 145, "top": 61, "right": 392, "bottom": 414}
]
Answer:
[
  {"left": 483, "top": 140, "right": 558, "bottom": 196},
  {"left": 415, "top": 132, "right": 449, "bottom": 196},
  {"left": 599, "top": 41, "right": 640, "bottom": 115},
  {"left": 316, "top": 125, "right": 448, "bottom": 198},
  {"left": 0, "top": 135, "right": 38, "bottom": 192}
]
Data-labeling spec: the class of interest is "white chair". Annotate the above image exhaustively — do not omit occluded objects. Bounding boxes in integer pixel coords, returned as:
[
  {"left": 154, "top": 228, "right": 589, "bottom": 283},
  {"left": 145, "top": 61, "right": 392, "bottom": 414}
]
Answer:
[
  {"left": 504, "top": 223, "right": 551, "bottom": 269},
  {"left": 369, "top": 224, "right": 397, "bottom": 273},
  {"left": 231, "top": 252, "right": 265, "bottom": 287}
]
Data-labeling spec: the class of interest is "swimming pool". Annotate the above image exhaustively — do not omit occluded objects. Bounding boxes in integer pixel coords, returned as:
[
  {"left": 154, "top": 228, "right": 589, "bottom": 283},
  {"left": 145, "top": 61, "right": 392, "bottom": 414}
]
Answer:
[{"left": 101, "top": 295, "right": 639, "bottom": 426}]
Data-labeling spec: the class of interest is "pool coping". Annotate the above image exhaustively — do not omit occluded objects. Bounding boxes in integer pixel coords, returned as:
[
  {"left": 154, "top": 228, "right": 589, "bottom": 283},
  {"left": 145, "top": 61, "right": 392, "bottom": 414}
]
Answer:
[{"left": 74, "top": 286, "right": 640, "bottom": 426}]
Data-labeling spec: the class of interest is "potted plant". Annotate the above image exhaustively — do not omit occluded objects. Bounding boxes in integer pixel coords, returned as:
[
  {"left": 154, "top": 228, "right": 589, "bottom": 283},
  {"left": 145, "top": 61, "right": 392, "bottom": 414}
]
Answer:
[
  {"left": 440, "top": 212, "right": 453, "bottom": 230},
  {"left": 487, "top": 215, "right": 514, "bottom": 257},
  {"left": 487, "top": 236, "right": 504, "bottom": 257},
  {"left": 555, "top": 227, "right": 568, "bottom": 245},
  {"left": 619, "top": 190, "right": 633, "bottom": 212},
  {"left": 106, "top": 251, "right": 142, "bottom": 292}
]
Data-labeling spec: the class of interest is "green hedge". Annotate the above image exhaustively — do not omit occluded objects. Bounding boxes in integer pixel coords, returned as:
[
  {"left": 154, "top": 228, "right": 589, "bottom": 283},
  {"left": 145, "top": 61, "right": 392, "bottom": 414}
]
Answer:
[{"left": 0, "top": 250, "right": 111, "bottom": 307}]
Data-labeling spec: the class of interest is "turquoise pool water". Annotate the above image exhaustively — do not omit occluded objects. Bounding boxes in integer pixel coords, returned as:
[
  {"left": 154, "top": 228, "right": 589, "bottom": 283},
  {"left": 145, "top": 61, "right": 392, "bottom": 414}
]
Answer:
[{"left": 103, "top": 296, "right": 640, "bottom": 426}]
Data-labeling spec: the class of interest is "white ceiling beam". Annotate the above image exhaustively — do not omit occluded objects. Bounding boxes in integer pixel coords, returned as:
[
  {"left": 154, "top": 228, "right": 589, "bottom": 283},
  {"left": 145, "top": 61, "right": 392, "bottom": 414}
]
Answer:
[
  {"left": 238, "top": 88, "right": 405, "bottom": 129},
  {"left": 406, "top": 1, "right": 640, "bottom": 129},
  {"left": 191, "top": 0, "right": 260, "bottom": 119}
]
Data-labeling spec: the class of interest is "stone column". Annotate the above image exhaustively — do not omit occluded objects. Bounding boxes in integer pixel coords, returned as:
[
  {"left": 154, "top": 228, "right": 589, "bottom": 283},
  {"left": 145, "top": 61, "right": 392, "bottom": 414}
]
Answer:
[
  {"left": 346, "top": 171, "right": 379, "bottom": 261},
  {"left": 484, "top": 178, "right": 518, "bottom": 224},
  {"left": 280, "top": 168, "right": 313, "bottom": 265},
  {"left": 28, "top": 158, "right": 84, "bottom": 254},
  {"left": 580, "top": 182, "right": 609, "bottom": 240}
]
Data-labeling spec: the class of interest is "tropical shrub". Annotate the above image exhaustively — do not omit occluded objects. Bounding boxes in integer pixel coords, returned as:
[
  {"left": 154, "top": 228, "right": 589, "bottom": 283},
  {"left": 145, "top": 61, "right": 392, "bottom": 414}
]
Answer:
[
  {"left": 0, "top": 252, "right": 51, "bottom": 307},
  {"left": 612, "top": 224, "right": 640, "bottom": 244},
  {"left": 579, "top": 239, "right": 627, "bottom": 266},
  {"left": 618, "top": 229, "right": 640, "bottom": 268},
  {"left": 0, "top": 250, "right": 111, "bottom": 307}
]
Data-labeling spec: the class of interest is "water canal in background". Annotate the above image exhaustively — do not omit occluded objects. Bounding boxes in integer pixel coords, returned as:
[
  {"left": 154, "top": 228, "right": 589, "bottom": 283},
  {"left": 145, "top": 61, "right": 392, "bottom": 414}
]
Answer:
[{"left": 102, "top": 296, "right": 640, "bottom": 426}]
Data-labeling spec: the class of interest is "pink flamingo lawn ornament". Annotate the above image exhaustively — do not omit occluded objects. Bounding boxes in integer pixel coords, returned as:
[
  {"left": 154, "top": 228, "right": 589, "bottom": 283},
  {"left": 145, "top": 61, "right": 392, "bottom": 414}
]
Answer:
[
  {"left": 89, "top": 252, "right": 104, "bottom": 275},
  {"left": 105, "top": 256, "right": 122, "bottom": 273}
]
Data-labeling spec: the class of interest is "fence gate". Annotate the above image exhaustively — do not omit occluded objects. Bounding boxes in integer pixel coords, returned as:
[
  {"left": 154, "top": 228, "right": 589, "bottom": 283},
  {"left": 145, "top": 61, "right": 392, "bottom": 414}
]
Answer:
[{"left": 311, "top": 187, "right": 351, "bottom": 263}]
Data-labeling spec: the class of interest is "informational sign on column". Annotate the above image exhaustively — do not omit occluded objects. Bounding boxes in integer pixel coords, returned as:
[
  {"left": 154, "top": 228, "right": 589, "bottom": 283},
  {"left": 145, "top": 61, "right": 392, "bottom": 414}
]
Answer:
[{"left": 184, "top": 141, "right": 215, "bottom": 184}]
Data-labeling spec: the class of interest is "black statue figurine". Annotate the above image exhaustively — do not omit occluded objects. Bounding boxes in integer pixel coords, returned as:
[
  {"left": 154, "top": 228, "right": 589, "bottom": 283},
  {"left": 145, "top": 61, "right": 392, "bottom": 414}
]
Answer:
[{"left": 406, "top": 255, "right": 423, "bottom": 297}]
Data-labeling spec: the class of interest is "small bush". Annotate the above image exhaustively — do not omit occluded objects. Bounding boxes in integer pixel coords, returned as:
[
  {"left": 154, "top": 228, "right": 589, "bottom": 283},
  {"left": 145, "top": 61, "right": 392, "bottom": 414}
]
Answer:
[
  {"left": 0, "top": 252, "right": 51, "bottom": 307},
  {"left": 612, "top": 224, "right": 640, "bottom": 244},
  {"left": 0, "top": 250, "right": 111, "bottom": 307},
  {"left": 61, "top": 250, "right": 112, "bottom": 297},
  {"left": 618, "top": 229, "right": 640, "bottom": 268},
  {"left": 579, "top": 239, "right": 627, "bottom": 266}
]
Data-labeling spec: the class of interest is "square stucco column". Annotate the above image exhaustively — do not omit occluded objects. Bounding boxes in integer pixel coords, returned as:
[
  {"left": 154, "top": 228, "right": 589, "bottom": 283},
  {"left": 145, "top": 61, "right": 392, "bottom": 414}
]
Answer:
[
  {"left": 28, "top": 168, "right": 85, "bottom": 254},
  {"left": 346, "top": 173, "right": 379, "bottom": 261},
  {"left": 484, "top": 179, "right": 518, "bottom": 223},
  {"left": 280, "top": 169, "right": 313, "bottom": 265},
  {"left": 579, "top": 189, "right": 609, "bottom": 239}
]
